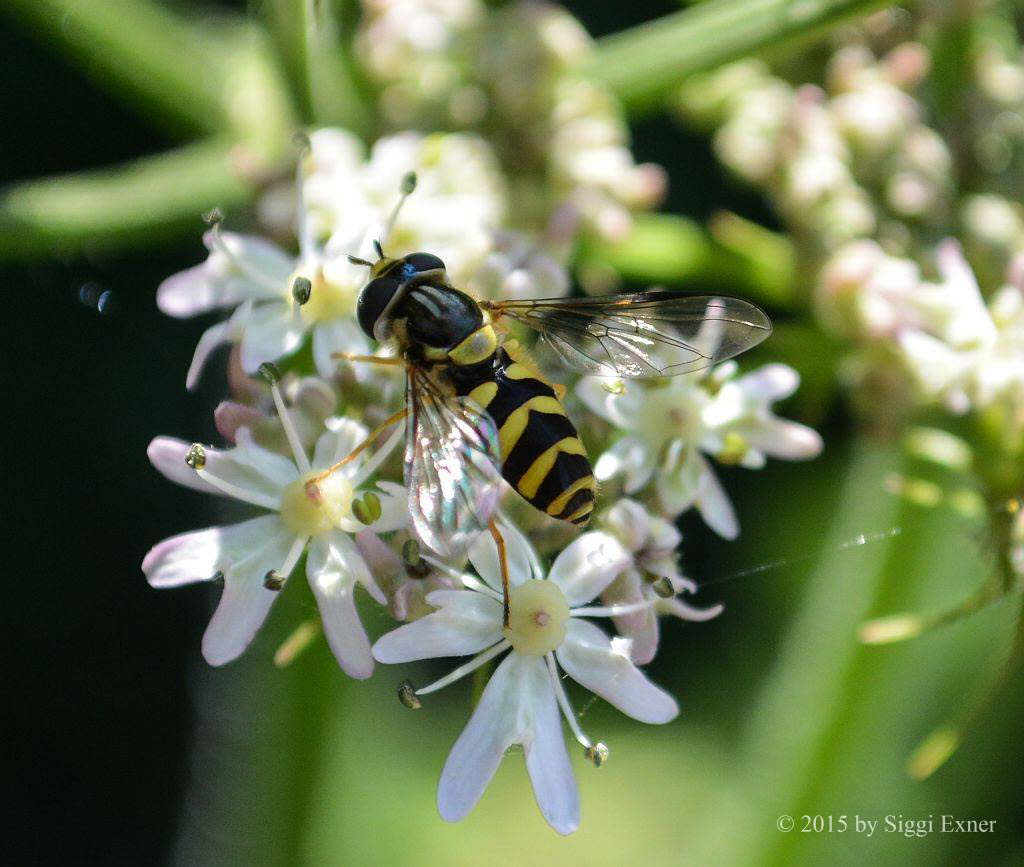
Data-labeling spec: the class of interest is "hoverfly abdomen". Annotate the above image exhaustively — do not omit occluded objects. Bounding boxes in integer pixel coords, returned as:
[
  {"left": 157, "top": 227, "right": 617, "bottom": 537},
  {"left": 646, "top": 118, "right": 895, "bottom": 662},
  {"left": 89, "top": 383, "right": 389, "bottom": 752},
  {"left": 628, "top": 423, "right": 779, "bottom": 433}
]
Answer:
[{"left": 454, "top": 345, "right": 596, "bottom": 527}]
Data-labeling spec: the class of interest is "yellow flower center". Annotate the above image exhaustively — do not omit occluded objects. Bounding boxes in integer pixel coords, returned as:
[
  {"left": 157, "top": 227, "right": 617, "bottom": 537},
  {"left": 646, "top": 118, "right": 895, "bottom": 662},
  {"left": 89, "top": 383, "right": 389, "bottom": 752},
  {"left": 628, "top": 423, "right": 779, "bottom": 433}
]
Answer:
[
  {"left": 288, "top": 266, "right": 356, "bottom": 324},
  {"left": 503, "top": 580, "right": 571, "bottom": 656},
  {"left": 279, "top": 471, "right": 354, "bottom": 537}
]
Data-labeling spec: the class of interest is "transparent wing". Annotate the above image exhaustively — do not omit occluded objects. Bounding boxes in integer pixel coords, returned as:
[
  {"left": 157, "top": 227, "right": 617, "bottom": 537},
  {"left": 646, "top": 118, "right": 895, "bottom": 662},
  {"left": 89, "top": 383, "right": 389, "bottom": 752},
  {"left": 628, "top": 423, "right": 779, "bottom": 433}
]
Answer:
[
  {"left": 404, "top": 366, "right": 503, "bottom": 561},
  {"left": 483, "top": 292, "right": 772, "bottom": 378}
]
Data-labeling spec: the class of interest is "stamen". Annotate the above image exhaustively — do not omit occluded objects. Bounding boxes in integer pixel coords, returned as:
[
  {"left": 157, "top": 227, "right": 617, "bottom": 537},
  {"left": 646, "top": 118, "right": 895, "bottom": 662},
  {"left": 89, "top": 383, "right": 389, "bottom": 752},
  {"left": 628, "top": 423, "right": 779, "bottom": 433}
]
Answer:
[
  {"left": 569, "top": 600, "right": 657, "bottom": 618},
  {"left": 651, "top": 576, "right": 675, "bottom": 598},
  {"left": 415, "top": 639, "right": 510, "bottom": 697},
  {"left": 584, "top": 743, "right": 610, "bottom": 768},
  {"left": 421, "top": 554, "right": 503, "bottom": 601},
  {"left": 351, "top": 491, "right": 382, "bottom": 525},
  {"left": 192, "top": 457, "right": 281, "bottom": 511},
  {"left": 262, "top": 371, "right": 312, "bottom": 474},
  {"left": 544, "top": 653, "right": 593, "bottom": 750},
  {"left": 263, "top": 534, "right": 308, "bottom": 591},
  {"left": 294, "top": 141, "right": 314, "bottom": 258},
  {"left": 292, "top": 276, "right": 312, "bottom": 306},
  {"left": 398, "top": 679, "right": 422, "bottom": 710}
]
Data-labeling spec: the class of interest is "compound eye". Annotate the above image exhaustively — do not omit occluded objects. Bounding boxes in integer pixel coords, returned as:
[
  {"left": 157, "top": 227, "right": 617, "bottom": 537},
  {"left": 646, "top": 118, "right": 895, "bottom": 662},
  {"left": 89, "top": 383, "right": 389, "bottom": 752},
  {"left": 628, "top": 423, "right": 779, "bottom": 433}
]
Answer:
[
  {"left": 403, "top": 252, "right": 446, "bottom": 274},
  {"left": 356, "top": 276, "right": 401, "bottom": 338}
]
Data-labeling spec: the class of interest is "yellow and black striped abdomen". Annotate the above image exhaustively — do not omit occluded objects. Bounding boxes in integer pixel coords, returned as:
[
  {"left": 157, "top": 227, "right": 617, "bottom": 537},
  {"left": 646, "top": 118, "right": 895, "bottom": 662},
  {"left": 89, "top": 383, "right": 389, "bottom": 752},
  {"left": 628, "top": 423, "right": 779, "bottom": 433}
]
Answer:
[{"left": 460, "top": 349, "right": 596, "bottom": 526}]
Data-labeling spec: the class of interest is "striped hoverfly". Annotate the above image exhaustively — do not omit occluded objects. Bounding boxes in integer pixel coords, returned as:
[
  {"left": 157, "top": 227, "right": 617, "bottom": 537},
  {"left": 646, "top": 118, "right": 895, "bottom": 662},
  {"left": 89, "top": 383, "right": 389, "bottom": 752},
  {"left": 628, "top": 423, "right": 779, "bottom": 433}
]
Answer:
[{"left": 330, "top": 237, "right": 771, "bottom": 622}]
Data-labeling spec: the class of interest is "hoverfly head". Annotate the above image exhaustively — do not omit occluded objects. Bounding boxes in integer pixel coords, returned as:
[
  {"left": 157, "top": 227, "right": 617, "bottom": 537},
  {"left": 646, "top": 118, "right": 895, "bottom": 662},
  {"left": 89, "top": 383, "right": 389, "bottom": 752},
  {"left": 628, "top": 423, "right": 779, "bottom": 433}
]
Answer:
[{"left": 354, "top": 249, "right": 449, "bottom": 340}]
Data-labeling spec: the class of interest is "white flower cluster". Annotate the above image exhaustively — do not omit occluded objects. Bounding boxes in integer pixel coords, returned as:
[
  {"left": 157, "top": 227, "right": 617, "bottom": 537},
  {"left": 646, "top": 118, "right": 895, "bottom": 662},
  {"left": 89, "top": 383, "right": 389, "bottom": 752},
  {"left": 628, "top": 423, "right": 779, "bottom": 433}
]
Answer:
[
  {"left": 357, "top": 0, "right": 665, "bottom": 239},
  {"left": 145, "top": 64, "right": 820, "bottom": 833},
  {"left": 679, "top": 42, "right": 951, "bottom": 256},
  {"left": 820, "top": 237, "right": 1024, "bottom": 436}
]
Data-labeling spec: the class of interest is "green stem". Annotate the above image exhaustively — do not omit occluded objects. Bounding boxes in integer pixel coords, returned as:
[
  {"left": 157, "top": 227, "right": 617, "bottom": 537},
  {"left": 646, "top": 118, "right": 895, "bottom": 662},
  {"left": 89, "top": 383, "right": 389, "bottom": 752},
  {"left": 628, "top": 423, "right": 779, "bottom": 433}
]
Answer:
[
  {"left": 1, "top": 0, "right": 236, "bottom": 135},
  {"left": 0, "top": 138, "right": 266, "bottom": 260},
  {"left": 589, "top": 0, "right": 891, "bottom": 112}
]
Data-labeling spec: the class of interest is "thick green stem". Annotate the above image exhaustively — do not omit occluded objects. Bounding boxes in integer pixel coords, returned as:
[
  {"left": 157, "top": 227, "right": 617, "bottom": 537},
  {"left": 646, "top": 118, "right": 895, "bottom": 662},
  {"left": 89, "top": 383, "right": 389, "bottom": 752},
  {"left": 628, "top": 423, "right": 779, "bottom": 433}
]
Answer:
[
  {"left": 589, "top": 0, "right": 892, "bottom": 113},
  {"left": 0, "top": 139, "right": 265, "bottom": 259}
]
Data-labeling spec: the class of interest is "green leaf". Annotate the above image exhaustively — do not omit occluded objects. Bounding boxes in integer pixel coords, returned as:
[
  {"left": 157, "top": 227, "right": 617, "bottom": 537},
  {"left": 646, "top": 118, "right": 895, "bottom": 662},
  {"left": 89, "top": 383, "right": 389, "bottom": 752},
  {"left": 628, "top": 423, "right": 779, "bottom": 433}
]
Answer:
[{"left": 589, "top": 0, "right": 892, "bottom": 113}]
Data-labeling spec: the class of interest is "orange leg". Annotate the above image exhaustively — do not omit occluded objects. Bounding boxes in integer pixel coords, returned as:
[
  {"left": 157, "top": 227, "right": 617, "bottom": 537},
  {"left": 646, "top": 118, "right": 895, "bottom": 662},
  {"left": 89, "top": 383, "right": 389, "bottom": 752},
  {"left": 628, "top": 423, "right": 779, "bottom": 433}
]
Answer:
[
  {"left": 306, "top": 408, "right": 408, "bottom": 489},
  {"left": 331, "top": 352, "right": 406, "bottom": 366},
  {"left": 489, "top": 520, "right": 511, "bottom": 628}
]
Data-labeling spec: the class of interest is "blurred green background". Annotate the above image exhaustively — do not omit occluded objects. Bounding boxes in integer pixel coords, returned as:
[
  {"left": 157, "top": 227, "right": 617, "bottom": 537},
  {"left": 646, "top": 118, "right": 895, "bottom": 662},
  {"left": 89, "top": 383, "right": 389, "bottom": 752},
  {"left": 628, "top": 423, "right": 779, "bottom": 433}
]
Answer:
[{"left": 7, "top": 1, "right": 1024, "bottom": 864}]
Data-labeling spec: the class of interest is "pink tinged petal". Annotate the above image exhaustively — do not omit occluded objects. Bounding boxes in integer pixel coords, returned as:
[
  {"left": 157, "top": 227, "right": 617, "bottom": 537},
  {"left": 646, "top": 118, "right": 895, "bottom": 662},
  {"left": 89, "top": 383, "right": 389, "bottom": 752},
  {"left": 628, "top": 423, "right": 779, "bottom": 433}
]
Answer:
[
  {"left": 199, "top": 515, "right": 295, "bottom": 666},
  {"left": 312, "top": 318, "right": 371, "bottom": 380},
  {"left": 663, "top": 595, "right": 724, "bottom": 623},
  {"left": 548, "top": 532, "right": 630, "bottom": 607},
  {"left": 214, "top": 401, "right": 267, "bottom": 444},
  {"left": 372, "top": 591, "right": 504, "bottom": 663},
  {"left": 148, "top": 433, "right": 297, "bottom": 504},
  {"left": 557, "top": 619, "right": 678, "bottom": 724},
  {"left": 601, "top": 568, "right": 659, "bottom": 666},
  {"left": 143, "top": 526, "right": 223, "bottom": 588},
  {"left": 438, "top": 654, "right": 579, "bottom": 835},
  {"left": 238, "top": 303, "right": 305, "bottom": 373},
  {"left": 468, "top": 522, "right": 537, "bottom": 592},
  {"left": 306, "top": 534, "right": 376, "bottom": 679}
]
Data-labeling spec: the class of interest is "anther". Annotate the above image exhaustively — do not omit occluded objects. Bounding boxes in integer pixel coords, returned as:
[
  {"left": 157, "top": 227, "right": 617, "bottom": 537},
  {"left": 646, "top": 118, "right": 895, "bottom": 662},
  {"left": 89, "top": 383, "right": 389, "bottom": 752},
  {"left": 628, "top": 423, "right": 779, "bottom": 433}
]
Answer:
[
  {"left": 398, "top": 679, "right": 422, "bottom": 709},
  {"left": 264, "top": 570, "right": 287, "bottom": 591},
  {"left": 352, "top": 492, "right": 381, "bottom": 525},
  {"left": 400, "top": 171, "right": 418, "bottom": 195},
  {"left": 292, "top": 276, "right": 312, "bottom": 305},
  {"left": 185, "top": 443, "right": 207, "bottom": 470},
  {"left": 584, "top": 742, "right": 609, "bottom": 767},
  {"left": 292, "top": 130, "right": 311, "bottom": 152},
  {"left": 258, "top": 362, "right": 281, "bottom": 385},
  {"left": 651, "top": 576, "right": 675, "bottom": 598},
  {"left": 202, "top": 207, "right": 223, "bottom": 226},
  {"left": 402, "top": 538, "right": 422, "bottom": 567}
]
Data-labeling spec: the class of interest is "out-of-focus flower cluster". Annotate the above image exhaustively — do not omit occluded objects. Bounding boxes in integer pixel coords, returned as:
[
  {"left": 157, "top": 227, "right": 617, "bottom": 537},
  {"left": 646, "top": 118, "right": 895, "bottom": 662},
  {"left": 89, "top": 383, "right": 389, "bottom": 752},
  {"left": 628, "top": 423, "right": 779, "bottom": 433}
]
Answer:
[
  {"left": 143, "top": 0, "right": 822, "bottom": 836},
  {"left": 358, "top": 0, "right": 667, "bottom": 240}
]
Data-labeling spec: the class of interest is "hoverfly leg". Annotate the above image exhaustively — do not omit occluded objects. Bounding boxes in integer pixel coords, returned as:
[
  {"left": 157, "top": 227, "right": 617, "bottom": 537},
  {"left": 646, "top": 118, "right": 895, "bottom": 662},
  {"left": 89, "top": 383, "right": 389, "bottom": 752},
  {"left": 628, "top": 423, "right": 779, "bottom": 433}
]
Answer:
[
  {"left": 331, "top": 351, "right": 407, "bottom": 367},
  {"left": 307, "top": 407, "right": 409, "bottom": 486},
  {"left": 488, "top": 519, "right": 512, "bottom": 628}
]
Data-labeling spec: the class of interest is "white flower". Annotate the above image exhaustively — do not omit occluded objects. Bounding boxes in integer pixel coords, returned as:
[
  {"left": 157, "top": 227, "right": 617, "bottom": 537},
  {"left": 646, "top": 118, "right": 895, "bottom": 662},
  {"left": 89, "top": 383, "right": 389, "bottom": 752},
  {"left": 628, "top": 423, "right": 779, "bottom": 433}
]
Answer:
[
  {"left": 466, "top": 228, "right": 570, "bottom": 301},
  {"left": 142, "top": 376, "right": 405, "bottom": 676},
  {"left": 577, "top": 360, "right": 820, "bottom": 538},
  {"left": 157, "top": 219, "right": 372, "bottom": 388},
  {"left": 600, "top": 499, "right": 723, "bottom": 665},
  {"left": 161, "top": 129, "right": 507, "bottom": 388},
  {"left": 372, "top": 529, "right": 678, "bottom": 835}
]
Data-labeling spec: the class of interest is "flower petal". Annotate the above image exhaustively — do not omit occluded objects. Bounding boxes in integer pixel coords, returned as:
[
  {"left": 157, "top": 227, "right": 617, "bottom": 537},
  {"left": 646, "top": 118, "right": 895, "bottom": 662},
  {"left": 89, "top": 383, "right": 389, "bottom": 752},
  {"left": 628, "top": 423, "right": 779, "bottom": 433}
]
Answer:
[
  {"left": 600, "top": 568, "right": 659, "bottom": 666},
  {"left": 198, "top": 515, "right": 295, "bottom": 666},
  {"left": 372, "top": 591, "right": 503, "bottom": 663},
  {"left": 157, "top": 231, "right": 292, "bottom": 317},
  {"left": 557, "top": 618, "right": 678, "bottom": 724},
  {"left": 437, "top": 654, "right": 578, "bottom": 834},
  {"left": 148, "top": 432, "right": 297, "bottom": 503},
  {"left": 143, "top": 526, "right": 224, "bottom": 588},
  {"left": 593, "top": 436, "right": 655, "bottom": 493},
  {"left": 312, "top": 317, "right": 371, "bottom": 380},
  {"left": 312, "top": 417, "right": 370, "bottom": 470},
  {"left": 307, "top": 533, "right": 377, "bottom": 678},
  {"left": 467, "top": 521, "right": 538, "bottom": 592},
  {"left": 238, "top": 303, "right": 305, "bottom": 373},
  {"left": 694, "top": 460, "right": 739, "bottom": 540},
  {"left": 548, "top": 532, "right": 630, "bottom": 607}
]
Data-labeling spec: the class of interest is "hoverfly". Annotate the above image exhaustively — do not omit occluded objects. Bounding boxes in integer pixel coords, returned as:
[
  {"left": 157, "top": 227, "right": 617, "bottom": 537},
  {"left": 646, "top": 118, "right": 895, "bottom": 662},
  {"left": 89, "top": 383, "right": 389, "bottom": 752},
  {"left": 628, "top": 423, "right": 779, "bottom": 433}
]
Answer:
[{"left": 328, "top": 185, "right": 771, "bottom": 621}]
